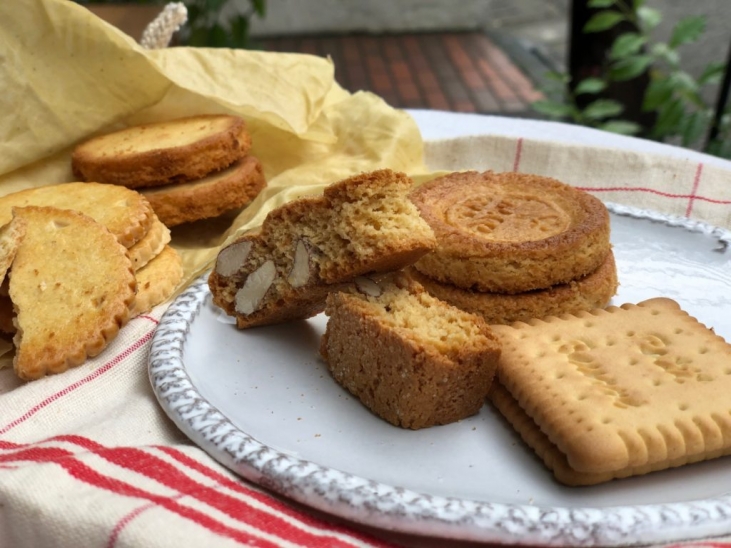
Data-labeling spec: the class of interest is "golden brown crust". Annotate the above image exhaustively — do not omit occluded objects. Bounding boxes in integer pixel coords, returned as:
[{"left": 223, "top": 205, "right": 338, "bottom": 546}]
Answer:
[
  {"left": 71, "top": 115, "right": 252, "bottom": 189},
  {"left": 0, "top": 182, "right": 154, "bottom": 249},
  {"left": 9, "top": 206, "right": 136, "bottom": 381},
  {"left": 410, "top": 171, "right": 611, "bottom": 293},
  {"left": 320, "top": 273, "right": 501, "bottom": 429},
  {"left": 406, "top": 251, "right": 618, "bottom": 325},
  {"left": 141, "top": 155, "right": 267, "bottom": 227}
]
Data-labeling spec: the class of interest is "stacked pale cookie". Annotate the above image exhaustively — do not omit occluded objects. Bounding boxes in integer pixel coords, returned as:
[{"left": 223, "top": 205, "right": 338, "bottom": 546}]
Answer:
[
  {"left": 0, "top": 183, "right": 183, "bottom": 381},
  {"left": 71, "top": 114, "right": 266, "bottom": 227},
  {"left": 407, "top": 171, "right": 618, "bottom": 325}
]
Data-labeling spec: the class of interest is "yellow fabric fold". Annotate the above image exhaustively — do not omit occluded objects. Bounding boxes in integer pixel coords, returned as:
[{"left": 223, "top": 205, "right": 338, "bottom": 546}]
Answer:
[{"left": 0, "top": 0, "right": 428, "bottom": 287}]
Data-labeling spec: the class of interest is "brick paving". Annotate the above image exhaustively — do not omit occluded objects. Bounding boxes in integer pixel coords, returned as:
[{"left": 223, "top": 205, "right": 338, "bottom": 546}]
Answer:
[{"left": 262, "top": 32, "right": 544, "bottom": 115}]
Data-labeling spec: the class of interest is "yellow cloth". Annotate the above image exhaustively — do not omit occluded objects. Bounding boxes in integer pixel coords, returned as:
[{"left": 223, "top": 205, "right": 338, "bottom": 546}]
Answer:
[{"left": 0, "top": 0, "right": 426, "bottom": 284}]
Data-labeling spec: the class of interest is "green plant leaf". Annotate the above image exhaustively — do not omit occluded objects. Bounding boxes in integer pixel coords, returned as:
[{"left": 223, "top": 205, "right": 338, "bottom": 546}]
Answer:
[
  {"left": 610, "top": 55, "right": 653, "bottom": 81},
  {"left": 609, "top": 33, "right": 647, "bottom": 59},
  {"left": 583, "top": 11, "right": 625, "bottom": 33},
  {"left": 588, "top": 0, "right": 616, "bottom": 7},
  {"left": 698, "top": 62, "right": 725, "bottom": 86},
  {"left": 251, "top": 0, "right": 266, "bottom": 16},
  {"left": 652, "top": 99, "right": 685, "bottom": 138},
  {"left": 583, "top": 99, "right": 625, "bottom": 120},
  {"left": 650, "top": 43, "right": 680, "bottom": 67},
  {"left": 637, "top": 6, "right": 662, "bottom": 31},
  {"left": 668, "top": 71, "right": 699, "bottom": 94},
  {"left": 544, "top": 70, "right": 570, "bottom": 83},
  {"left": 208, "top": 23, "right": 229, "bottom": 47},
  {"left": 642, "top": 78, "right": 675, "bottom": 111},
  {"left": 598, "top": 120, "right": 642, "bottom": 135},
  {"left": 206, "top": 0, "right": 229, "bottom": 13},
  {"left": 186, "top": 26, "right": 210, "bottom": 47},
  {"left": 229, "top": 14, "right": 250, "bottom": 48},
  {"left": 669, "top": 15, "right": 706, "bottom": 48},
  {"left": 531, "top": 100, "right": 575, "bottom": 118},
  {"left": 633, "top": 0, "right": 646, "bottom": 7},
  {"left": 678, "top": 111, "right": 709, "bottom": 147},
  {"left": 574, "top": 77, "right": 607, "bottom": 95}
]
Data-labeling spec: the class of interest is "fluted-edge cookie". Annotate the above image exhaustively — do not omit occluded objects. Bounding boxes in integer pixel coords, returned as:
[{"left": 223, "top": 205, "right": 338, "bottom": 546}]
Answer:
[
  {"left": 9, "top": 206, "right": 136, "bottom": 381},
  {"left": 490, "top": 298, "right": 731, "bottom": 485},
  {"left": 0, "top": 182, "right": 154, "bottom": 249}
]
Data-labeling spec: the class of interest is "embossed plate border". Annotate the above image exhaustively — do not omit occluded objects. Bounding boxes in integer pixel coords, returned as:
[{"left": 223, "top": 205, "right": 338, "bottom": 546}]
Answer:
[{"left": 149, "top": 204, "right": 731, "bottom": 547}]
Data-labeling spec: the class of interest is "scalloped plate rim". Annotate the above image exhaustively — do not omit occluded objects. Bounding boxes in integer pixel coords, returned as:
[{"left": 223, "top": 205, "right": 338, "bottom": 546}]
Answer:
[{"left": 148, "top": 202, "right": 731, "bottom": 547}]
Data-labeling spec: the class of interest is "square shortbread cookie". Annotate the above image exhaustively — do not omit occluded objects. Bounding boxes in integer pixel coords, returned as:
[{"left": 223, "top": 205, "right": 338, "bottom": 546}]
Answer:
[{"left": 489, "top": 297, "right": 731, "bottom": 486}]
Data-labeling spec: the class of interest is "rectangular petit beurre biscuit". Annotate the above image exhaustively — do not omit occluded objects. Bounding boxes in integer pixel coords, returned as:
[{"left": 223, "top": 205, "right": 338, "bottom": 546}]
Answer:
[{"left": 489, "top": 297, "right": 731, "bottom": 486}]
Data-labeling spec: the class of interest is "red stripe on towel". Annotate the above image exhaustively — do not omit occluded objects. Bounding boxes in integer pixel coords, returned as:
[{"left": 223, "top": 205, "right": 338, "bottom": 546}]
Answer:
[
  {"left": 685, "top": 163, "right": 704, "bottom": 217},
  {"left": 0, "top": 332, "right": 153, "bottom": 436},
  {"left": 575, "top": 184, "right": 731, "bottom": 205},
  {"left": 0, "top": 436, "right": 392, "bottom": 547},
  {"left": 156, "top": 446, "right": 392, "bottom": 547},
  {"left": 0, "top": 445, "right": 277, "bottom": 547},
  {"left": 512, "top": 138, "right": 523, "bottom": 172}
]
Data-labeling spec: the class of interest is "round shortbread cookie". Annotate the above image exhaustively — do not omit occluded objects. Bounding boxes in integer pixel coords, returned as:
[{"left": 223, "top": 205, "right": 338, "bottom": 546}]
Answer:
[
  {"left": 406, "top": 250, "right": 618, "bottom": 325},
  {"left": 71, "top": 114, "right": 252, "bottom": 189},
  {"left": 127, "top": 214, "right": 171, "bottom": 271},
  {"left": 130, "top": 245, "right": 183, "bottom": 318},
  {"left": 9, "top": 206, "right": 136, "bottom": 381},
  {"left": 410, "top": 171, "right": 611, "bottom": 293},
  {"left": 141, "top": 155, "right": 266, "bottom": 227},
  {"left": 0, "top": 182, "right": 153, "bottom": 248}
]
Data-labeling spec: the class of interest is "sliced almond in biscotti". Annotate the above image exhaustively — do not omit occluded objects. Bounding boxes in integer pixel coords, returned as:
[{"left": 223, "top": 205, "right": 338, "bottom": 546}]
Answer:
[
  {"left": 0, "top": 182, "right": 154, "bottom": 248},
  {"left": 9, "top": 206, "right": 136, "bottom": 381},
  {"left": 71, "top": 114, "right": 252, "bottom": 189}
]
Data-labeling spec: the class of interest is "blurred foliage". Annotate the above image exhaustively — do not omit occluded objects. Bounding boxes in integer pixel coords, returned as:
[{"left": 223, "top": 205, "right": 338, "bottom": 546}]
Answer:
[
  {"left": 74, "top": 0, "right": 266, "bottom": 49},
  {"left": 533, "top": 0, "right": 730, "bottom": 157}
]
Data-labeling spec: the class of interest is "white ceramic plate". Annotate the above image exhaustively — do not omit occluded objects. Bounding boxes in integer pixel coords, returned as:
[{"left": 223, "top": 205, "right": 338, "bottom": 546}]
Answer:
[{"left": 149, "top": 204, "right": 731, "bottom": 546}]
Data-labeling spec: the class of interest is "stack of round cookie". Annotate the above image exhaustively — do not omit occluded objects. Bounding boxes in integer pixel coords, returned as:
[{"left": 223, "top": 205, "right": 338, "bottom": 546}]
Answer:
[
  {"left": 71, "top": 114, "right": 266, "bottom": 227},
  {"left": 407, "top": 171, "right": 618, "bottom": 325}
]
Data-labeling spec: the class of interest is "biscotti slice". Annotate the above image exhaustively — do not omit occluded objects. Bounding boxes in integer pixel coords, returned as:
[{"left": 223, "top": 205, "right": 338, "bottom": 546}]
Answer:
[
  {"left": 130, "top": 245, "right": 184, "bottom": 318},
  {"left": 410, "top": 171, "right": 611, "bottom": 293},
  {"left": 406, "top": 250, "right": 618, "bottom": 325},
  {"left": 9, "top": 206, "right": 136, "bottom": 381},
  {"left": 141, "top": 155, "right": 267, "bottom": 227},
  {"left": 490, "top": 298, "right": 731, "bottom": 485},
  {"left": 0, "top": 182, "right": 154, "bottom": 248},
  {"left": 320, "top": 273, "right": 501, "bottom": 429},
  {"left": 71, "top": 114, "right": 252, "bottom": 189},
  {"left": 209, "top": 169, "right": 436, "bottom": 329}
]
